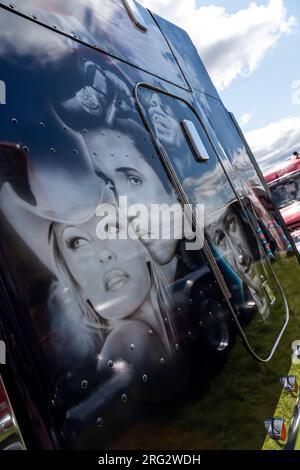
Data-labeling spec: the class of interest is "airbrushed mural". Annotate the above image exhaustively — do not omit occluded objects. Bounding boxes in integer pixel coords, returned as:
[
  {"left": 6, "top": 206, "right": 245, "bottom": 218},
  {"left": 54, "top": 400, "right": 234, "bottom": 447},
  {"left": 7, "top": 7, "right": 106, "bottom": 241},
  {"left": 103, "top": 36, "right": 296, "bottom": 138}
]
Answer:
[{"left": 0, "top": 1, "right": 297, "bottom": 450}]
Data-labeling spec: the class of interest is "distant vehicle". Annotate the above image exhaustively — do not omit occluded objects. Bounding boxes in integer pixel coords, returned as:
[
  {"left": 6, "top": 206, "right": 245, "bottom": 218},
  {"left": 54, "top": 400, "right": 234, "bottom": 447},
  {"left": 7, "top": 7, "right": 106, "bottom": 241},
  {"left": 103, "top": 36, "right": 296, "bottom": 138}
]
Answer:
[{"left": 264, "top": 152, "right": 300, "bottom": 231}]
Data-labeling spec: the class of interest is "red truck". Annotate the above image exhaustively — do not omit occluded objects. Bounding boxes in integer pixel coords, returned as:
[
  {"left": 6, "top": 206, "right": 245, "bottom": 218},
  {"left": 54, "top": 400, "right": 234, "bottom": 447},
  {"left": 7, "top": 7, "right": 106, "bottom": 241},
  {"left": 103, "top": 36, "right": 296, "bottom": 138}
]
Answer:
[{"left": 264, "top": 152, "right": 300, "bottom": 241}]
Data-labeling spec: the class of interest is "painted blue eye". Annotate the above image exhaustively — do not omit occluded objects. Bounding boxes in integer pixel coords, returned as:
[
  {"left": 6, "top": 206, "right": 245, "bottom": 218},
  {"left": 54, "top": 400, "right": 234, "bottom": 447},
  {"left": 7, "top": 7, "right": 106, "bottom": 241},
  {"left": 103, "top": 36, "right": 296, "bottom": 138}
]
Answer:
[
  {"left": 104, "top": 223, "right": 120, "bottom": 235},
  {"left": 218, "top": 234, "right": 225, "bottom": 246},
  {"left": 213, "top": 230, "right": 225, "bottom": 246},
  {"left": 128, "top": 175, "right": 143, "bottom": 186},
  {"left": 69, "top": 237, "right": 89, "bottom": 250},
  {"left": 227, "top": 217, "right": 236, "bottom": 233}
]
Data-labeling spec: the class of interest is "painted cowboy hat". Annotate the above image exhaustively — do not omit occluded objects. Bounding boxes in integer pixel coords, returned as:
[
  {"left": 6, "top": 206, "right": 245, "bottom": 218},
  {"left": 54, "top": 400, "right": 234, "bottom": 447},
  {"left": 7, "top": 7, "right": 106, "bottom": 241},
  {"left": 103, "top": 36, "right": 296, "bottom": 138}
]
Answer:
[{"left": 0, "top": 139, "right": 106, "bottom": 274}]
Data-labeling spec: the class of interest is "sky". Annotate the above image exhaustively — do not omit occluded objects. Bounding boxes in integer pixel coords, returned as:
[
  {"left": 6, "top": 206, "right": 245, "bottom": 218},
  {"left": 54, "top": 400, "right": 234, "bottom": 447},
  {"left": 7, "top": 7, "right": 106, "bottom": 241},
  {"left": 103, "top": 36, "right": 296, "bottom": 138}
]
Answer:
[{"left": 139, "top": 0, "right": 300, "bottom": 173}]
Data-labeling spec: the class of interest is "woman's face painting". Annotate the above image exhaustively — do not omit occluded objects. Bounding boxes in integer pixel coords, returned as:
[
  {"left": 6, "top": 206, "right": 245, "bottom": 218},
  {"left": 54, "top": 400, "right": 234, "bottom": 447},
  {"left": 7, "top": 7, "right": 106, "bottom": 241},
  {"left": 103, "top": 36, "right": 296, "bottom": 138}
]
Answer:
[{"left": 56, "top": 213, "right": 151, "bottom": 321}]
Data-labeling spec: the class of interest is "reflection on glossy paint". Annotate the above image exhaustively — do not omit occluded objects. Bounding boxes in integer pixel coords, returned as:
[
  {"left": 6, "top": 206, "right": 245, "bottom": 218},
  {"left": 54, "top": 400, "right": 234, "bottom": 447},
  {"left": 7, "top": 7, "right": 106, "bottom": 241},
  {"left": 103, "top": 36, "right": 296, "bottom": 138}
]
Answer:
[
  {"left": 138, "top": 85, "right": 288, "bottom": 359},
  {"left": 0, "top": 0, "right": 186, "bottom": 86}
]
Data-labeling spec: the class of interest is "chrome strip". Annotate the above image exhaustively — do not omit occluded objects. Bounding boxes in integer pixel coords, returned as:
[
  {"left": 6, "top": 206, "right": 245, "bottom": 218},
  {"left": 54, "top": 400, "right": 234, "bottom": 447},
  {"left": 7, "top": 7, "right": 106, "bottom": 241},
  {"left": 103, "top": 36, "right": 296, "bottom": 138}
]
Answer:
[
  {"left": 0, "top": 375, "right": 25, "bottom": 450},
  {"left": 181, "top": 119, "right": 210, "bottom": 162},
  {"left": 284, "top": 397, "right": 300, "bottom": 450},
  {"left": 123, "top": 0, "right": 148, "bottom": 32}
]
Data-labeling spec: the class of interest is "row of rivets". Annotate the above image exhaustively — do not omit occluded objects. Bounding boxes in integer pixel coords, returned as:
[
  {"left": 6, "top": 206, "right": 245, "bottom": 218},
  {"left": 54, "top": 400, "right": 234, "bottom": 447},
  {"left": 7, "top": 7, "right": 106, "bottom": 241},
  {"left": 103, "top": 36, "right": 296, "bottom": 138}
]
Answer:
[
  {"left": 20, "top": 146, "right": 79, "bottom": 155},
  {"left": 6, "top": 5, "right": 183, "bottom": 86},
  {"left": 11, "top": 118, "right": 69, "bottom": 132}
]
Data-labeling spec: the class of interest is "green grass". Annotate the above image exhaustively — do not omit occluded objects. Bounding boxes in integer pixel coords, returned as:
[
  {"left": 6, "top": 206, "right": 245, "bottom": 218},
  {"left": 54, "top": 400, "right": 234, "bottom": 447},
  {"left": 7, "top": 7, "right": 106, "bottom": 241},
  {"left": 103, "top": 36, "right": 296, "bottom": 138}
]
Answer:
[
  {"left": 111, "top": 255, "right": 300, "bottom": 450},
  {"left": 256, "top": 255, "right": 300, "bottom": 450},
  {"left": 296, "top": 422, "right": 300, "bottom": 449},
  {"left": 273, "top": 256, "right": 300, "bottom": 321},
  {"left": 263, "top": 362, "right": 300, "bottom": 450},
  {"left": 262, "top": 256, "right": 300, "bottom": 450},
  {"left": 174, "top": 255, "right": 300, "bottom": 450}
]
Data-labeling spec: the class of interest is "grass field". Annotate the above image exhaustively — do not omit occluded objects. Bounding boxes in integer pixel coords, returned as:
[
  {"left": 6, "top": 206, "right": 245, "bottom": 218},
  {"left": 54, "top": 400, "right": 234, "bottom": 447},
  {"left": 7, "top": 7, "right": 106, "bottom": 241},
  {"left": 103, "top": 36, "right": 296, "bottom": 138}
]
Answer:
[
  {"left": 263, "top": 255, "right": 300, "bottom": 450},
  {"left": 111, "top": 255, "right": 300, "bottom": 450},
  {"left": 111, "top": 254, "right": 300, "bottom": 451}
]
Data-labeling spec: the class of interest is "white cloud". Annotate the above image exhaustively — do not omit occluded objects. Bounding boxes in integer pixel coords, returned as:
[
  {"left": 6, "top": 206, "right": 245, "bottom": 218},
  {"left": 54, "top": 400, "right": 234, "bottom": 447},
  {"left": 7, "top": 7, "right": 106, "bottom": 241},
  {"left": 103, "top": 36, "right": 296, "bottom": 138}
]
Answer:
[
  {"left": 140, "top": 0, "right": 296, "bottom": 90},
  {"left": 240, "top": 112, "right": 253, "bottom": 126},
  {"left": 292, "top": 80, "right": 300, "bottom": 105},
  {"left": 245, "top": 116, "right": 300, "bottom": 172}
]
